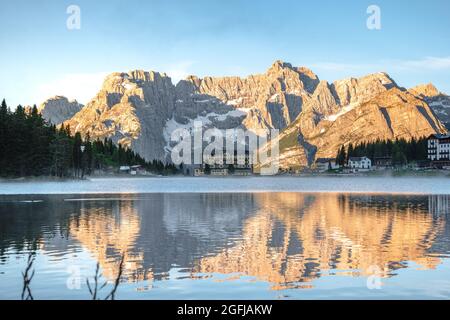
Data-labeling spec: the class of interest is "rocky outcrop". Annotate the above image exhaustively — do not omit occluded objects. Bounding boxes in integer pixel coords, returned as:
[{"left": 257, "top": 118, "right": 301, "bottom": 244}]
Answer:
[
  {"left": 409, "top": 83, "right": 440, "bottom": 98},
  {"left": 293, "top": 73, "right": 398, "bottom": 134},
  {"left": 38, "top": 96, "right": 83, "bottom": 125},
  {"left": 186, "top": 60, "right": 320, "bottom": 130},
  {"left": 64, "top": 71, "right": 176, "bottom": 160},
  {"left": 261, "top": 76, "right": 447, "bottom": 170},
  {"left": 313, "top": 88, "right": 446, "bottom": 158},
  {"left": 410, "top": 84, "right": 450, "bottom": 130}
]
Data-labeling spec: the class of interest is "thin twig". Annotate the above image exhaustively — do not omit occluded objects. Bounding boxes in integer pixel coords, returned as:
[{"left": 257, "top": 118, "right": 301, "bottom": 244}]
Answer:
[
  {"left": 105, "top": 254, "right": 125, "bottom": 300},
  {"left": 86, "top": 254, "right": 125, "bottom": 300},
  {"left": 86, "top": 262, "right": 108, "bottom": 300},
  {"left": 21, "top": 253, "right": 35, "bottom": 300}
]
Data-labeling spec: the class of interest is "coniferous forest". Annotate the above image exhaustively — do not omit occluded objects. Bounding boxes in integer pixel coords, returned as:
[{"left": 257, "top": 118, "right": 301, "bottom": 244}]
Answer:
[
  {"left": 335, "top": 137, "right": 429, "bottom": 167},
  {"left": 0, "top": 99, "right": 178, "bottom": 178}
]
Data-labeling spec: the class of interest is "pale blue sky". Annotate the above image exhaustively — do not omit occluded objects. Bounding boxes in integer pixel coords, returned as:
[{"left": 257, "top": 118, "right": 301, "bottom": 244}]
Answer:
[{"left": 1, "top": 0, "right": 449, "bottom": 107}]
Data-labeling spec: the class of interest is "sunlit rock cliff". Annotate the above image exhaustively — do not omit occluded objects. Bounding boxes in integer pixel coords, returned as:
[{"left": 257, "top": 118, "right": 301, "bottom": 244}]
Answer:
[
  {"left": 410, "top": 83, "right": 450, "bottom": 131},
  {"left": 260, "top": 73, "right": 447, "bottom": 169}
]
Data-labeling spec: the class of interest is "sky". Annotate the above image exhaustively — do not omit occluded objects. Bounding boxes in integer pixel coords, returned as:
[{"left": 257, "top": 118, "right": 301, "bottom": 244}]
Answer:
[{"left": 0, "top": 0, "right": 449, "bottom": 107}]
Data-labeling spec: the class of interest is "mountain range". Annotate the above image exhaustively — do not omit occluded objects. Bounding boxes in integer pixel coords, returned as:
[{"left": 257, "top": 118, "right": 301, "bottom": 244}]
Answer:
[{"left": 39, "top": 60, "right": 449, "bottom": 169}]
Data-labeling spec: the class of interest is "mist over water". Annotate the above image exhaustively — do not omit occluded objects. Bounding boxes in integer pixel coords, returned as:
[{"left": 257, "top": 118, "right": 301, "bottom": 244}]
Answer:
[{"left": 1, "top": 176, "right": 450, "bottom": 195}]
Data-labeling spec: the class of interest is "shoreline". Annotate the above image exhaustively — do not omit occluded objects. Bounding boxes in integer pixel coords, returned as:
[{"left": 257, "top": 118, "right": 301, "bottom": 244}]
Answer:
[{"left": 0, "top": 173, "right": 164, "bottom": 183}]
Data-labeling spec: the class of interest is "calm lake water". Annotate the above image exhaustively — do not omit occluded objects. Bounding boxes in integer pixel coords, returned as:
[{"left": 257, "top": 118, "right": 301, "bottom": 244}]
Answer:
[{"left": 1, "top": 177, "right": 450, "bottom": 299}]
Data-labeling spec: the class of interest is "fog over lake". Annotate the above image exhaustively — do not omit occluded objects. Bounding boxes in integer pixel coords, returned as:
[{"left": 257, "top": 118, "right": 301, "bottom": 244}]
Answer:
[{"left": 1, "top": 176, "right": 450, "bottom": 195}]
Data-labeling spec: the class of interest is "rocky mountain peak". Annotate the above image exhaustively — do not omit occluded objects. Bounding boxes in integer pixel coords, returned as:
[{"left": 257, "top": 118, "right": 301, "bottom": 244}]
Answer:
[
  {"left": 409, "top": 83, "right": 450, "bottom": 131},
  {"left": 266, "top": 60, "right": 320, "bottom": 93},
  {"left": 102, "top": 70, "right": 172, "bottom": 91},
  {"left": 330, "top": 72, "right": 397, "bottom": 107},
  {"left": 38, "top": 96, "right": 83, "bottom": 125},
  {"left": 410, "top": 83, "right": 440, "bottom": 98},
  {"left": 267, "top": 60, "right": 293, "bottom": 72}
]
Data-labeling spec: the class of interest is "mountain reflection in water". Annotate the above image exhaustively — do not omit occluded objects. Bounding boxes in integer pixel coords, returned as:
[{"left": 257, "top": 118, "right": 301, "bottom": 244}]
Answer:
[{"left": 0, "top": 193, "right": 449, "bottom": 298}]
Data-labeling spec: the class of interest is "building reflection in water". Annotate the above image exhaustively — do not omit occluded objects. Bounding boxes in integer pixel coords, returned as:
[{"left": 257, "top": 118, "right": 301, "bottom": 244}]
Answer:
[
  {"left": 429, "top": 195, "right": 450, "bottom": 216},
  {"left": 57, "top": 193, "right": 450, "bottom": 290}
]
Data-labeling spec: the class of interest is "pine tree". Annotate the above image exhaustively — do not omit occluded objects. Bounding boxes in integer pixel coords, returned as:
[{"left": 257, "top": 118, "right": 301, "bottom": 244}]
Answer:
[
  {"left": 0, "top": 99, "right": 8, "bottom": 176},
  {"left": 72, "top": 132, "right": 83, "bottom": 178},
  {"left": 347, "top": 143, "right": 354, "bottom": 161},
  {"left": 335, "top": 145, "right": 347, "bottom": 167},
  {"left": 50, "top": 129, "right": 73, "bottom": 177},
  {"left": 84, "top": 133, "right": 93, "bottom": 175}
]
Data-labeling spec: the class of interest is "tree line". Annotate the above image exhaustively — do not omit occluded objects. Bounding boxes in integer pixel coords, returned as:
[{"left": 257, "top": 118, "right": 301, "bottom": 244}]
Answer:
[
  {"left": 335, "top": 137, "right": 429, "bottom": 166},
  {"left": 0, "top": 99, "right": 178, "bottom": 178}
]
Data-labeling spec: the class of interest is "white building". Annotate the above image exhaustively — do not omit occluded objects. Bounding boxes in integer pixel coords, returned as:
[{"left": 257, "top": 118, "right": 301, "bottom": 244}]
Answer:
[
  {"left": 203, "top": 149, "right": 252, "bottom": 176},
  {"left": 119, "top": 166, "right": 131, "bottom": 173},
  {"left": 348, "top": 156, "right": 372, "bottom": 171},
  {"left": 428, "top": 134, "right": 450, "bottom": 167}
]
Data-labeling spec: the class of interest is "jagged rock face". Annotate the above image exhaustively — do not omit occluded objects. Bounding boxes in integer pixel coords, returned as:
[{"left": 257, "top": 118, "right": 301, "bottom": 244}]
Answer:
[
  {"left": 331, "top": 73, "right": 397, "bottom": 106},
  {"left": 295, "top": 73, "right": 398, "bottom": 134},
  {"left": 312, "top": 88, "right": 446, "bottom": 159},
  {"left": 410, "top": 84, "right": 450, "bottom": 130},
  {"left": 261, "top": 77, "right": 447, "bottom": 170},
  {"left": 39, "top": 96, "right": 83, "bottom": 125},
  {"left": 410, "top": 83, "right": 440, "bottom": 98},
  {"left": 64, "top": 70, "right": 252, "bottom": 161},
  {"left": 54, "top": 61, "right": 447, "bottom": 166},
  {"left": 65, "top": 71, "right": 176, "bottom": 160},
  {"left": 185, "top": 60, "right": 320, "bottom": 130}
]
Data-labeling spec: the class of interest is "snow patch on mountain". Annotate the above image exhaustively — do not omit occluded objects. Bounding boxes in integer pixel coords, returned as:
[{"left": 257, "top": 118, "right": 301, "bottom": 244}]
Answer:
[
  {"left": 163, "top": 108, "right": 248, "bottom": 153},
  {"left": 324, "top": 103, "right": 359, "bottom": 122}
]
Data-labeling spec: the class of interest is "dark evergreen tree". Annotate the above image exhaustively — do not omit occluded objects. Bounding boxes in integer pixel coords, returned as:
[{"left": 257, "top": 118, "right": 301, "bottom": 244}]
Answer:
[
  {"left": 50, "top": 129, "right": 73, "bottom": 177},
  {"left": 335, "top": 145, "right": 347, "bottom": 166},
  {"left": 84, "top": 133, "right": 93, "bottom": 176},
  {"left": 0, "top": 99, "right": 8, "bottom": 173},
  {"left": 72, "top": 132, "right": 83, "bottom": 178},
  {"left": 346, "top": 143, "right": 354, "bottom": 163}
]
